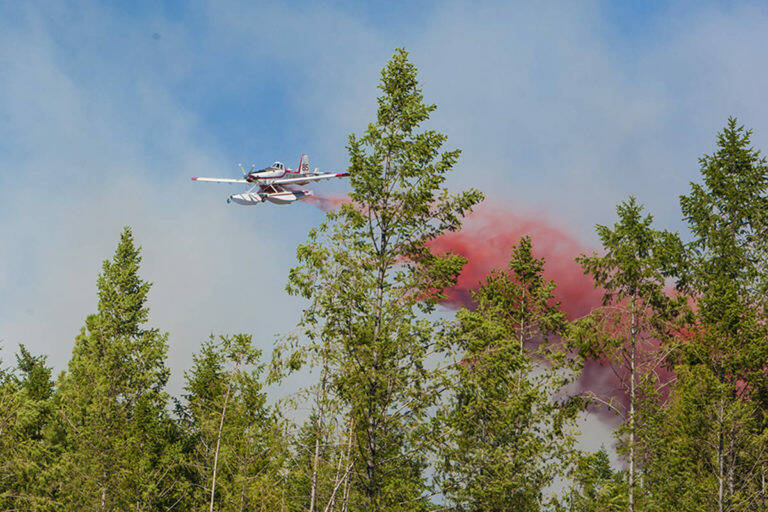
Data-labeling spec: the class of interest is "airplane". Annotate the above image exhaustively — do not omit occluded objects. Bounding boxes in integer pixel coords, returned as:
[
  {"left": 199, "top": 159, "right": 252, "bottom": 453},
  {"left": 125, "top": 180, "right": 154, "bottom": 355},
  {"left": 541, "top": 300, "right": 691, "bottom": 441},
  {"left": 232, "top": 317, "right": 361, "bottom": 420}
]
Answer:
[{"left": 191, "top": 154, "right": 349, "bottom": 205}]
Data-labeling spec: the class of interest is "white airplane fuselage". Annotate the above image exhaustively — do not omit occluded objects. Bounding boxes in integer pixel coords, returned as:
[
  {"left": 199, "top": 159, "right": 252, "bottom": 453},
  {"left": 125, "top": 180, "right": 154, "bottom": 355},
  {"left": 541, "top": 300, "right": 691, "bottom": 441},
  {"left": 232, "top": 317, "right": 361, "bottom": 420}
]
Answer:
[{"left": 246, "top": 168, "right": 286, "bottom": 181}]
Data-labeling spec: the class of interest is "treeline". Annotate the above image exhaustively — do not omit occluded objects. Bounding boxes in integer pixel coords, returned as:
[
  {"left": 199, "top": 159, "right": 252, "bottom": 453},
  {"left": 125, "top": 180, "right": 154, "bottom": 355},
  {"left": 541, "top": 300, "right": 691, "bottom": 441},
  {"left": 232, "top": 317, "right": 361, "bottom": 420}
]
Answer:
[{"left": 1, "top": 49, "right": 767, "bottom": 512}]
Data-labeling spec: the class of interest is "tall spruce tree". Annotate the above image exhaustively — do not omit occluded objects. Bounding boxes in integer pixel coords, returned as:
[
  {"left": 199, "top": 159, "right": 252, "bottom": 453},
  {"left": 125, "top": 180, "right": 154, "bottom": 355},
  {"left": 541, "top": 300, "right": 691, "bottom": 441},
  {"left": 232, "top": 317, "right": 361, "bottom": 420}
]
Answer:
[
  {"left": 571, "top": 197, "right": 687, "bottom": 512},
  {"left": 55, "top": 227, "right": 179, "bottom": 511},
  {"left": 670, "top": 117, "right": 768, "bottom": 511},
  {"left": 280, "top": 48, "right": 483, "bottom": 512},
  {"left": 437, "top": 236, "right": 581, "bottom": 511}
]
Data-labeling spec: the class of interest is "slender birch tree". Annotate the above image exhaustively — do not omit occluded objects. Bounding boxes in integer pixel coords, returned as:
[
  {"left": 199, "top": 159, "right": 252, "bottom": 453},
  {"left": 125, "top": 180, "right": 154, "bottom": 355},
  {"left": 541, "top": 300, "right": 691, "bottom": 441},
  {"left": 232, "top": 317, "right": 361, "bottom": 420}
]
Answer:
[
  {"left": 182, "top": 334, "right": 284, "bottom": 512},
  {"left": 281, "top": 47, "right": 483, "bottom": 512}
]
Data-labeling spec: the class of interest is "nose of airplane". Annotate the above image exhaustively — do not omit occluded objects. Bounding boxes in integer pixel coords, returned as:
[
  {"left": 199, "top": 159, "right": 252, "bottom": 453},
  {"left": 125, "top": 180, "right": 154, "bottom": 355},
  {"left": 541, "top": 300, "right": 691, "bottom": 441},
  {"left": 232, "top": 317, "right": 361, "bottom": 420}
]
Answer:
[{"left": 227, "top": 196, "right": 232, "bottom": 204}]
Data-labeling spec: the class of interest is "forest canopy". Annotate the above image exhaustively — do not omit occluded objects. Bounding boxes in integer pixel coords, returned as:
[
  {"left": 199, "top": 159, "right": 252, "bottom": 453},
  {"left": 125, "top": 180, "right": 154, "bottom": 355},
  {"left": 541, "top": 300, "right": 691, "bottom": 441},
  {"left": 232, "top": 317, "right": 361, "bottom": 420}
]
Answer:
[{"left": 1, "top": 49, "right": 767, "bottom": 512}]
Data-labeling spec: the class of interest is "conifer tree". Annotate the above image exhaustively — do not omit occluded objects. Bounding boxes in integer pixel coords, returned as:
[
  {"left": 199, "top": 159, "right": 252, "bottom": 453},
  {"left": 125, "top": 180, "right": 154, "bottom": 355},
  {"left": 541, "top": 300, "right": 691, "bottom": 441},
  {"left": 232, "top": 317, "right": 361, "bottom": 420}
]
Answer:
[
  {"left": 562, "top": 448, "right": 626, "bottom": 512},
  {"left": 669, "top": 118, "right": 768, "bottom": 511},
  {"left": 678, "top": 118, "right": 768, "bottom": 389},
  {"left": 0, "top": 346, "right": 58, "bottom": 509},
  {"left": 280, "top": 48, "right": 483, "bottom": 512},
  {"left": 571, "top": 197, "right": 687, "bottom": 512},
  {"left": 54, "top": 227, "right": 179, "bottom": 511},
  {"left": 0, "top": 345, "right": 17, "bottom": 505},
  {"left": 438, "top": 236, "right": 581, "bottom": 512}
]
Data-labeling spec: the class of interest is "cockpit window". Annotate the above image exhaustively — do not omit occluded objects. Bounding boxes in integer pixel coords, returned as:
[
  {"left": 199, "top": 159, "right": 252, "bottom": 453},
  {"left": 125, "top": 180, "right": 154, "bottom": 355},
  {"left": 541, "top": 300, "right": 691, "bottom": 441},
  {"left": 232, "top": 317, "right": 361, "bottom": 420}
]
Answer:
[{"left": 273, "top": 161, "right": 283, "bottom": 169}]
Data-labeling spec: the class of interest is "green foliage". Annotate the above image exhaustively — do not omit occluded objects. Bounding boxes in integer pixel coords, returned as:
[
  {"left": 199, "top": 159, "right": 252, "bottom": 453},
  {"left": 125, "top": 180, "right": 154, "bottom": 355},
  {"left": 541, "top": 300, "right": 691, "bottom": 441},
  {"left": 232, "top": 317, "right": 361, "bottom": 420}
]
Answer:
[
  {"left": 438, "top": 237, "right": 581, "bottom": 512},
  {"left": 279, "top": 48, "right": 483, "bottom": 512},
  {"left": 181, "top": 333, "right": 285, "bottom": 511},
  {"left": 678, "top": 117, "right": 768, "bottom": 388},
  {"left": 571, "top": 197, "right": 688, "bottom": 511},
  {"left": 53, "top": 227, "right": 182, "bottom": 511},
  {"left": 561, "top": 448, "right": 627, "bottom": 512},
  {"left": 664, "top": 118, "right": 768, "bottom": 511},
  {"left": 1, "top": 342, "right": 70, "bottom": 511},
  {"left": 639, "top": 365, "right": 728, "bottom": 512},
  {"left": 15, "top": 345, "right": 54, "bottom": 404}
]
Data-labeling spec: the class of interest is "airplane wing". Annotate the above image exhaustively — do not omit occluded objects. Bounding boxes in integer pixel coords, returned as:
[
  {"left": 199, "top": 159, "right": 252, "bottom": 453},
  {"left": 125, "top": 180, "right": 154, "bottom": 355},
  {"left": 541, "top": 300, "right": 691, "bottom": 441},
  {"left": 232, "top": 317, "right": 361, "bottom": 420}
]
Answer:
[
  {"left": 269, "top": 172, "right": 350, "bottom": 185},
  {"left": 190, "top": 177, "right": 248, "bottom": 184}
]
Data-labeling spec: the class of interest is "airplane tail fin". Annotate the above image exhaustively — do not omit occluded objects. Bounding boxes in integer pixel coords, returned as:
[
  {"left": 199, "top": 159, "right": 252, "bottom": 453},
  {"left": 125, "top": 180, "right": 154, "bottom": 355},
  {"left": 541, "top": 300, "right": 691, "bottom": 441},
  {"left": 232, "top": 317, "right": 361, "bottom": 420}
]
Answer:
[{"left": 298, "top": 154, "right": 310, "bottom": 174}]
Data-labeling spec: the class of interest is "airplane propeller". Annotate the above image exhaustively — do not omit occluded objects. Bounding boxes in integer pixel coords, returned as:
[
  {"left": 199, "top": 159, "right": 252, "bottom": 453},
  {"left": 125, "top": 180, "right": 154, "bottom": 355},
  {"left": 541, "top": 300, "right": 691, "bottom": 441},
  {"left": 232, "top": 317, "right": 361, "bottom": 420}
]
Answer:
[{"left": 238, "top": 163, "right": 256, "bottom": 177}]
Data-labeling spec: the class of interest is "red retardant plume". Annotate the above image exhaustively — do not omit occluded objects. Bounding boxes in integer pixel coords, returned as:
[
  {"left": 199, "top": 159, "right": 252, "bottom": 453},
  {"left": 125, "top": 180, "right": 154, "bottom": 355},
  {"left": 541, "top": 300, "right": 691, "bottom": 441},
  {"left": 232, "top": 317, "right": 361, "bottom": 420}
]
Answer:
[
  {"left": 304, "top": 194, "right": 350, "bottom": 212},
  {"left": 305, "top": 197, "right": 602, "bottom": 319},
  {"left": 430, "top": 202, "right": 629, "bottom": 420},
  {"left": 306, "top": 198, "right": 603, "bottom": 322},
  {"left": 430, "top": 202, "right": 603, "bottom": 320},
  {"left": 308, "top": 198, "right": 683, "bottom": 419}
]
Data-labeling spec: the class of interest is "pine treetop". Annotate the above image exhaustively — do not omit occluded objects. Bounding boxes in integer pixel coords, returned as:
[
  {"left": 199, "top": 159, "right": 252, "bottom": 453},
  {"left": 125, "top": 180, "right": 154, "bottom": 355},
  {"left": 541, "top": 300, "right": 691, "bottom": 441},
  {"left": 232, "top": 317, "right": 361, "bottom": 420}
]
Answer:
[{"left": 96, "top": 226, "right": 152, "bottom": 338}]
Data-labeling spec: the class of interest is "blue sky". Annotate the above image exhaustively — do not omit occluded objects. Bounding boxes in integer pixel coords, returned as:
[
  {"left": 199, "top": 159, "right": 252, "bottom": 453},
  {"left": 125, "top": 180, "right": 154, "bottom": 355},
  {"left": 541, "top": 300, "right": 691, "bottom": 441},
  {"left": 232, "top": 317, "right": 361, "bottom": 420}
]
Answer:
[{"left": 2, "top": 0, "right": 768, "bottom": 408}]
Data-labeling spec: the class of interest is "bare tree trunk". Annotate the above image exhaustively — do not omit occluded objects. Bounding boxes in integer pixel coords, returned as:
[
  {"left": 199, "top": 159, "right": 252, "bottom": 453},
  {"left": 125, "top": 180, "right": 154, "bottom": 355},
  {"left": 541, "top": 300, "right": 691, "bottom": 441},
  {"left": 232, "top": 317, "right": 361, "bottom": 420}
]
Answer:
[
  {"left": 309, "top": 424, "right": 322, "bottom": 512},
  {"left": 364, "top": 160, "right": 391, "bottom": 512},
  {"left": 341, "top": 422, "right": 354, "bottom": 512},
  {"left": 727, "top": 428, "right": 735, "bottom": 509},
  {"left": 341, "top": 457, "right": 352, "bottom": 512},
  {"left": 326, "top": 434, "right": 346, "bottom": 512},
  {"left": 365, "top": 417, "right": 380, "bottom": 512},
  {"left": 309, "top": 364, "right": 328, "bottom": 512},
  {"left": 281, "top": 467, "right": 287, "bottom": 512},
  {"left": 718, "top": 398, "right": 725, "bottom": 512},
  {"left": 210, "top": 368, "right": 235, "bottom": 512},
  {"left": 628, "top": 309, "right": 636, "bottom": 512},
  {"left": 518, "top": 287, "right": 526, "bottom": 388},
  {"left": 364, "top": 261, "right": 386, "bottom": 512},
  {"left": 100, "top": 468, "right": 108, "bottom": 512},
  {"left": 326, "top": 420, "right": 354, "bottom": 512}
]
